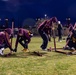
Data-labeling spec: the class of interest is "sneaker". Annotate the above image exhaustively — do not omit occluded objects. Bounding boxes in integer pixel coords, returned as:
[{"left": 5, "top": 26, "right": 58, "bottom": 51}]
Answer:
[
  {"left": 0, "top": 48, "right": 4, "bottom": 55},
  {"left": 1, "top": 48, "right": 4, "bottom": 51},
  {"left": 60, "top": 40, "right": 62, "bottom": 42},
  {"left": 42, "top": 48, "right": 47, "bottom": 51},
  {"left": 0, "top": 50, "right": 4, "bottom": 55},
  {"left": 22, "top": 48, "right": 28, "bottom": 52},
  {"left": 71, "top": 47, "right": 75, "bottom": 50},
  {"left": 0, "top": 52, "right": 3, "bottom": 55}
]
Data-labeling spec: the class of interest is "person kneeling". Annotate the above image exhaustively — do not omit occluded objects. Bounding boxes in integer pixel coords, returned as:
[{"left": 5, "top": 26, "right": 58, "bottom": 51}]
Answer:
[{"left": 63, "top": 23, "right": 76, "bottom": 50}]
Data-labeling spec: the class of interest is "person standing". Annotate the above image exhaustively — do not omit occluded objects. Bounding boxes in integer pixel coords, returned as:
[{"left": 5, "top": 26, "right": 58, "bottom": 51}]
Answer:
[
  {"left": 57, "top": 21, "right": 63, "bottom": 42},
  {"left": 38, "top": 17, "right": 58, "bottom": 51}
]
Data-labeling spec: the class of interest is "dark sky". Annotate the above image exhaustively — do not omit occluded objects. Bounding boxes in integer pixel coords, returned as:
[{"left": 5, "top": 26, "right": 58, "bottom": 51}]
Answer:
[{"left": 0, "top": 0, "right": 76, "bottom": 26}]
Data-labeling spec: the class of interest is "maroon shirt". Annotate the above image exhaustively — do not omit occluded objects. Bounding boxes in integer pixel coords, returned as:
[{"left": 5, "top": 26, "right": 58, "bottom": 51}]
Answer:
[
  {"left": 38, "top": 20, "right": 47, "bottom": 31},
  {"left": 38, "top": 20, "right": 52, "bottom": 34},
  {"left": 15, "top": 28, "right": 31, "bottom": 48},
  {"left": 0, "top": 31, "right": 12, "bottom": 50},
  {"left": 38, "top": 17, "right": 58, "bottom": 34},
  {"left": 5, "top": 28, "right": 12, "bottom": 35}
]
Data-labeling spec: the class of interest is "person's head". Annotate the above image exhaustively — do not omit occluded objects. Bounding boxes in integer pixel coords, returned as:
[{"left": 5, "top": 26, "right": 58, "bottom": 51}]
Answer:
[
  {"left": 18, "top": 29, "right": 23, "bottom": 36},
  {"left": 4, "top": 28, "right": 12, "bottom": 35},
  {"left": 51, "top": 17, "right": 58, "bottom": 23},
  {"left": 48, "top": 17, "right": 58, "bottom": 26}
]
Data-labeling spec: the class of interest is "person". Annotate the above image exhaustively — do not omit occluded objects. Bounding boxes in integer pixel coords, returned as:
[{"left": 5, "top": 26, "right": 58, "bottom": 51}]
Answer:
[
  {"left": 66, "top": 23, "right": 73, "bottom": 42},
  {"left": 44, "top": 24, "right": 52, "bottom": 42},
  {"left": 0, "top": 28, "right": 13, "bottom": 56},
  {"left": 57, "top": 21, "right": 63, "bottom": 42},
  {"left": 68, "top": 23, "right": 73, "bottom": 33},
  {"left": 14, "top": 28, "right": 33, "bottom": 52},
  {"left": 38, "top": 17, "right": 58, "bottom": 51},
  {"left": 63, "top": 23, "right": 76, "bottom": 50}
]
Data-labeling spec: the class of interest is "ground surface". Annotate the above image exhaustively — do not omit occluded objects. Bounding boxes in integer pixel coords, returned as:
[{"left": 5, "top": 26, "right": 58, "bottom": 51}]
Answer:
[{"left": 0, "top": 37, "right": 76, "bottom": 75}]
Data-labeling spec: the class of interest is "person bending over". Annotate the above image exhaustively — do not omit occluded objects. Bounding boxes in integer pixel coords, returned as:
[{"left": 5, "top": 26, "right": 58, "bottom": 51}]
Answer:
[{"left": 14, "top": 28, "right": 33, "bottom": 52}]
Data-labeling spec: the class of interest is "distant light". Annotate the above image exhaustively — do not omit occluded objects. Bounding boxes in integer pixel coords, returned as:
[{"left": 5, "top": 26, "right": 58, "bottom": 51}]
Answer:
[
  {"left": 66, "top": 18, "right": 71, "bottom": 20},
  {"left": 44, "top": 14, "right": 47, "bottom": 17},
  {"left": 38, "top": 18, "right": 41, "bottom": 20},
  {"left": 5, "top": 19, "right": 8, "bottom": 21}
]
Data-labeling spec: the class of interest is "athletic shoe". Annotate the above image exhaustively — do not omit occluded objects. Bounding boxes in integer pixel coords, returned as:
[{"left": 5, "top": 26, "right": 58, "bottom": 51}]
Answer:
[
  {"left": 1, "top": 48, "right": 4, "bottom": 51},
  {"left": 71, "top": 47, "right": 75, "bottom": 50},
  {"left": 60, "top": 40, "right": 62, "bottom": 42},
  {"left": 22, "top": 48, "right": 28, "bottom": 52},
  {"left": 42, "top": 48, "right": 47, "bottom": 51},
  {"left": 0, "top": 51, "right": 4, "bottom": 55},
  {"left": 0, "top": 48, "right": 4, "bottom": 55}
]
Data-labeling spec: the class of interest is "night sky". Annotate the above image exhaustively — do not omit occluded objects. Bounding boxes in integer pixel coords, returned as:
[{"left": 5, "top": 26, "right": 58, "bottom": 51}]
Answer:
[{"left": 0, "top": 0, "right": 76, "bottom": 27}]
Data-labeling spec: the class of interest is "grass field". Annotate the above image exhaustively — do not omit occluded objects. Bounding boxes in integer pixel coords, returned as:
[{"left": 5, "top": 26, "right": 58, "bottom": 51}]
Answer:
[{"left": 0, "top": 36, "right": 76, "bottom": 75}]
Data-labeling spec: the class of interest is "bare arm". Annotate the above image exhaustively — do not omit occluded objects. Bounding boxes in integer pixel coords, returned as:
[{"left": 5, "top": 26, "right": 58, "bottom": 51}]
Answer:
[{"left": 5, "top": 32, "right": 13, "bottom": 53}]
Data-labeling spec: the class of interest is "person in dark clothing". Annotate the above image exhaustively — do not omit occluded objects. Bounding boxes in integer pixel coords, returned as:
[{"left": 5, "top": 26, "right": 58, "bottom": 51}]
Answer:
[
  {"left": 38, "top": 17, "right": 58, "bottom": 51},
  {"left": 63, "top": 23, "right": 76, "bottom": 50},
  {"left": 66, "top": 23, "right": 73, "bottom": 42},
  {"left": 57, "top": 21, "right": 63, "bottom": 42},
  {"left": 14, "top": 28, "right": 33, "bottom": 52},
  {"left": 44, "top": 25, "right": 52, "bottom": 41}
]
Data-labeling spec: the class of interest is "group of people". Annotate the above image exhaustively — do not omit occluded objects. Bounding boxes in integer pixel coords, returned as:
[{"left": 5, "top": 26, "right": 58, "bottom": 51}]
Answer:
[
  {"left": 0, "top": 16, "right": 76, "bottom": 56},
  {"left": 0, "top": 16, "right": 58, "bottom": 56},
  {"left": 0, "top": 28, "right": 33, "bottom": 56}
]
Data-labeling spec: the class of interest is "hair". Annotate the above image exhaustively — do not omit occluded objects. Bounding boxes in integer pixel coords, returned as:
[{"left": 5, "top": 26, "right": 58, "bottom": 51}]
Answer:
[
  {"left": 18, "top": 28, "right": 23, "bottom": 34},
  {"left": 47, "top": 17, "right": 58, "bottom": 26},
  {"left": 51, "top": 17, "right": 58, "bottom": 23},
  {"left": 5, "top": 28, "right": 12, "bottom": 35}
]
